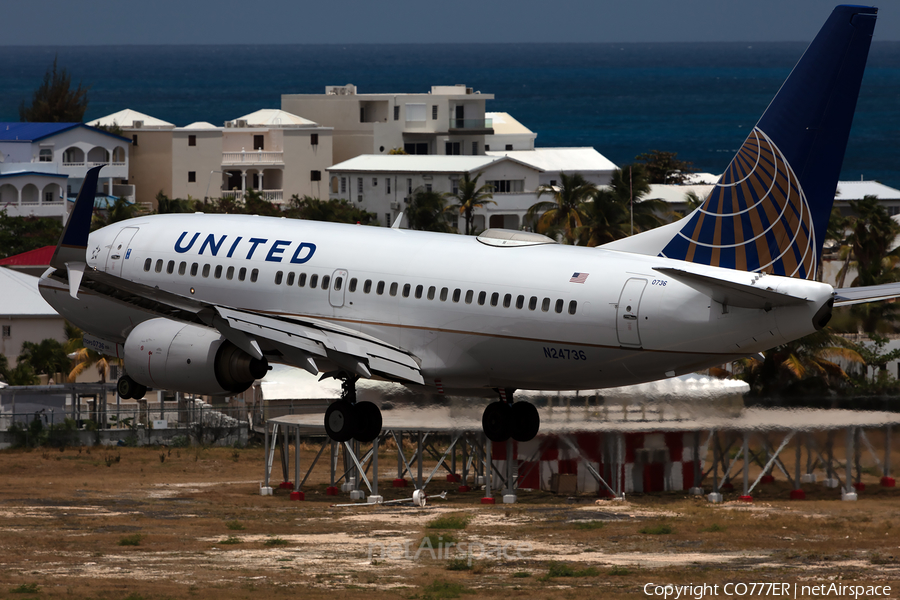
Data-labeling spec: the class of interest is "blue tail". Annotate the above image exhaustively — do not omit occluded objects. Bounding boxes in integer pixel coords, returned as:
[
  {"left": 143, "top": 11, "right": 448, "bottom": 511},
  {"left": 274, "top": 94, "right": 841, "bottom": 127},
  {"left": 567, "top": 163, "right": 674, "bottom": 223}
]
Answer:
[{"left": 659, "top": 5, "right": 877, "bottom": 279}]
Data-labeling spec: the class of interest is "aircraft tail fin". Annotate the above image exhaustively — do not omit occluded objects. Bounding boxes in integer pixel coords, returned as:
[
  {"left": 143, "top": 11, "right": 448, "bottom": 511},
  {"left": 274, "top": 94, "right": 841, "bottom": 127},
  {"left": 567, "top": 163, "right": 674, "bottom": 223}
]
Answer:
[{"left": 605, "top": 5, "right": 877, "bottom": 280}]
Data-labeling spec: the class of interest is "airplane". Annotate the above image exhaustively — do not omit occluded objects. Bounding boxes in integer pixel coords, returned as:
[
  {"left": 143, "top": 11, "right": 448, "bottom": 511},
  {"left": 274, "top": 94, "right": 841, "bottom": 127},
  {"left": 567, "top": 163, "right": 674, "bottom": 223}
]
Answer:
[{"left": 39, "top": 5, "right": 889, "bottom": 446}]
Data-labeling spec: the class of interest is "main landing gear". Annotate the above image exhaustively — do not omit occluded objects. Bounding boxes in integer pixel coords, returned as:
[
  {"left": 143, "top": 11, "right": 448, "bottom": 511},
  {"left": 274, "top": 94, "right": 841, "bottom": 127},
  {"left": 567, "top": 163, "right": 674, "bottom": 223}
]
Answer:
[
  {"left": 324, "top": 374, "right": 383, "bottom": 443},
  {"left": 117, "top": 374, "right": 147, "bottom": 400},
  {"left": 482, "top": 388, "right": 540, "bottom": 443}
]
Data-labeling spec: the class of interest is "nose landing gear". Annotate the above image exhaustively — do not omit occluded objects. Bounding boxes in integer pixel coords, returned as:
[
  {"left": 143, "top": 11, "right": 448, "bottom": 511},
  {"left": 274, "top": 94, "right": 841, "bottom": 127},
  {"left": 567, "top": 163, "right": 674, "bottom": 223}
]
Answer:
[
  {"left": 323, "top": 374, "right": 383, "bottom": 443},
  {"left": 481, "top": 388, "right": 540, "bottom": 443}
]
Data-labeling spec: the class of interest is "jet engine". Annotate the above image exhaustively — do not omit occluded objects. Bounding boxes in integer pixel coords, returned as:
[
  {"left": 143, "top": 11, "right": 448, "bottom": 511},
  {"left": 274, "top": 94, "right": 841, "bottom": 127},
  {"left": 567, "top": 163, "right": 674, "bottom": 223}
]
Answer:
[{"left": 123, "top": 318, "right": 268, "bottom": 395}]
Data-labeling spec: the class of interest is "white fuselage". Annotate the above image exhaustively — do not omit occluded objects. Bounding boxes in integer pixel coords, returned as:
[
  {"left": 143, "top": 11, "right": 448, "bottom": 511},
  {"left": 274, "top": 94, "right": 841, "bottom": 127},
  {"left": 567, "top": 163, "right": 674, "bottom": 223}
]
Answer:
[{"left": 39, "top": 213, "right": 834, "bottom": 392}]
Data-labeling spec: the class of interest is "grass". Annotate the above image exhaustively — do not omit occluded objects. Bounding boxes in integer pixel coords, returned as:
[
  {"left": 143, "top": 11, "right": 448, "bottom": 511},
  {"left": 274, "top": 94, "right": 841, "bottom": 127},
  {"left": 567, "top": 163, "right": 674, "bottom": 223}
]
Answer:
[
  {"left": 446, "top": 558, "right": 471, "bottom": 571},
  {"left": 218, "top": 536, "right": 242, "bottom": 545},
  {"left": 421, "top": 580, "right": 470, "bottom": 599},
  {"left": 117, "top": 534, "right": 144, "bottom": 546},
  {"left": 700, "top": 523, "right": 726, "bottom": 533},
  {"left": 10, "top": 583, "right": 40, "bottom": 594},
  {"left": 512, "top": 571, "right": 531, "bottom": 578},
  {"left": 542, "top": 562, "right": 600, "bottom": 579},
  {"left": 422, "top": 532, "right": 457, "bottom": 548},
  {"left": 426, "top": 513, "right": 471, "bottom": 530},
  {"left": 609, "top": 565, "right": 631, "bottom": 576},
  {"left": 225, "top": 520, "right": 244, "bottom": 530},
  {"left": 573, "top": 520, "right": 605, "bottom": 530},
  {"left": 640, "top": 523, "right": 674, "bottom": 535},
  {"left": 264, "top": 537, "right": 290, "bottom": 547}
]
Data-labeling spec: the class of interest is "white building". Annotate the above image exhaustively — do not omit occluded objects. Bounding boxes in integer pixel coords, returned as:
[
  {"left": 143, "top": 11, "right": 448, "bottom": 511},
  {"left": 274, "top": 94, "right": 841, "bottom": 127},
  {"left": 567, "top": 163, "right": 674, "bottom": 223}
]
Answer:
[
  {"left": 282, "top": 84, "right": 494, "bottom": 163},
  {"left": 91, "top": 108, "right": 333, "bottom": 208},
  {"left": 327, "top": 154, "right": 543, "bottom": 230},
  {"left": 0, "top": 123, "right": 133, "bottom": 222},
  {"left": 0, "top": 267, "right": 66, "bottom": 365},
  {"left": 484, "top": 112, "right": 537, "bottom": 152},
  {"left": 486, "top": 147, "right": 618, "bottom": 187}
]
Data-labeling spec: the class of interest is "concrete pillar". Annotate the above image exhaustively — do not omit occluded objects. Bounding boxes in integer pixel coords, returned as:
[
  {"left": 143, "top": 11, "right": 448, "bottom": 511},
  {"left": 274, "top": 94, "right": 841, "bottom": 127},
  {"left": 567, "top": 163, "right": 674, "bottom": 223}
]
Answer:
[
  {"left": 708, "top": 430, "right": 722, "bottom": 503},
  {"left": 503, "top": 438, "right": 516, "bottom": 503},
  {"left": 843, "top": 427, "right": 857, "bottom": 501},
  {"left": 369, "top": 436, "right": 382, "bottom": 503}
]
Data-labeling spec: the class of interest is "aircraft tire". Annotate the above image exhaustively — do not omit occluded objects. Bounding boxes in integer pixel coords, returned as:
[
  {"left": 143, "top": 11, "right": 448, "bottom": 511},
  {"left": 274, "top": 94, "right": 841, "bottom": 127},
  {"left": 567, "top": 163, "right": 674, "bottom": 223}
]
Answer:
[
  {"left": 511, "top": 401, "right": 540, "bottom": 442},
  {"left": 353, "top": 401, "right": 382, "bottom": 443},
  {"left": 117, "top": 376, "right": 137, "bottom": 399},
  {"left": 131, "top": 383, "right": 148, "bottom": 399},
  {"left": 325, "top": 400, "right": 356, "bottom": 442},
  {"left": 482, "top": 401, "right": 512, "bottom": 442}
]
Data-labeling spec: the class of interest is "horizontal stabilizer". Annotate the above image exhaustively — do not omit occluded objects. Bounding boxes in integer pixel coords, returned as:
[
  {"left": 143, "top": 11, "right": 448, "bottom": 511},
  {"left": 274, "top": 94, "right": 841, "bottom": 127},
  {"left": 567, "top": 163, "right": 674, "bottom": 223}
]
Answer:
[
  {"left": 654, "top": 267, "right": 812, "bottom": 310},
  {"left": 833, "top": 283, "right": 900, "bottom": 307}
]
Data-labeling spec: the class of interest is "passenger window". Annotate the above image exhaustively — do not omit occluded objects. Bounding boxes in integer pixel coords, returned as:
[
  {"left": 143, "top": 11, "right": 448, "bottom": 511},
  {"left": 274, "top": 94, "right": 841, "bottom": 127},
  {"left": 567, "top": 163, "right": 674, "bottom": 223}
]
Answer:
[
  {"left": 465, "top": 290, "right": 474, "bottom": 304},
  {"left": 214, "top": 265, "right": 222, "bottom": 279},
  {"left": 239, "top": 267, "right": 247, "bottom": 281},
  {"left": 453, "top": 289, "right": 461, "bottom": 303},
  {"left": 310, "top": 274, "right": 319, "bottom": 288},
  {"left": 275, "top": 271, "right": 283, "bottom": 285},
  {"left": 349, "top": 278, "right": 356, "bottom": 292},
  {"left": 364, "top": 280, "right": 372, "bottom": 293},
  {"left": 490, "top": 292, "right": 499, "bottom": 307},
  {"left": 477, "top": 291, "right": 486, "bottom": 305},
  {"left": 155, "top": 259, "right": 163, "bottom": 273},
  {"left": 166, "top": 260, "right": 175, "bottom": 274},
  {"left": 377, "top": 281, "right": 385, "bottom": 295},
  {"left": 516, "top": 295, "right": 524, "bottom": 309},
  {"left": 226, "top": 266, "right": 234, "bottom": 280},
  {"left": 440, "top": 287, "right": 448, "bottom": 301},
  {"left": 555, "top": 299, "right": 564, "bottom": 313},
  {"left": 415, "top": 285, "right": 423, "bottom": 299},
  {"left": 322, "top": 275, "right": 330, "bottom": 289},
  {"left": 428, "top": 286, "right": 436, "bottom": 300},
  {"left": 143, "top": 258, "right": 151, "bottom": 271},
  {"left": 179, "top": 261, "right": 186, "bottom": 276},
  {"left": 568, "top": 300, "right": 577, "bottom": 315},
  {"left": 298, "top": 273, "right": 307, "bottom": 287},
  {"left": 503, "top": 294, "right": 511, "bottom": 308},
  {"left": 286, "top": 272, "right": 295, "bottom": 286},
  {"left": 542, "top": 297, "right": 551, "bottom": 312},
  {"left": 402, "top": 284, "right": 411, "bottom": 298},
  {"left": 190, "top": 263, "right": 198, "bottom": 276},
  {"left": 335, "top": 276, "right": 343, "bottom": 291},
  {"left": 529, "top": 296, "right": 537, "bottom": 310},
  {"left": 202, "top": 264, "right": 210, "bottom": 278},
  {"left": 251, "top": 268, "right": 259, "bottom": 283},
  {"left": 390, "top": 283, "right": 398, "bottom": 296}
]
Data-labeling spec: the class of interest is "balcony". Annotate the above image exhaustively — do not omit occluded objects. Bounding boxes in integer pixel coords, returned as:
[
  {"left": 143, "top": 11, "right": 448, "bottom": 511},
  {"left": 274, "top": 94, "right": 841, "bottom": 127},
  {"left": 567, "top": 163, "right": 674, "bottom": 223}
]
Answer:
[
  {"left": 448, "top": 117, "right": 494, "bottom": 133},
  {"left": 222, "top": 151, "right": 284, "bottom": 166},
  {"left": 221, "top": 190, "right": 284, "bottom": 203}
]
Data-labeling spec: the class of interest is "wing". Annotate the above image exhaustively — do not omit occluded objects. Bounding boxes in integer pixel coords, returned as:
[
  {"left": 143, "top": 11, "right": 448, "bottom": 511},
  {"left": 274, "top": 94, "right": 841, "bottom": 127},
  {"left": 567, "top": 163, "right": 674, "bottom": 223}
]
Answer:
[{"left": 833, "top": 283, "right": 900, "bottom": 307}]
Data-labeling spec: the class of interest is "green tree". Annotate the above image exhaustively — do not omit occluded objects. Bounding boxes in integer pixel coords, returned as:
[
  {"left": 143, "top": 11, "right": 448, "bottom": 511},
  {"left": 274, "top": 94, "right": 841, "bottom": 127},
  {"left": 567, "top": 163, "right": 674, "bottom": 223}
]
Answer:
[
  {"left": 525, "top": 172, "right": 595, "bottom": 244},
  {"left": 91, "top": 198, "right": 141, "bottom": 231},
  {"left": 155, "top": 191, "right": 194, "bottom": 214},
  {"left": 19, "top": 56, "right": 89, "bottom": 123},
  {"left": 0, "top": 210, "right": 63, "bottom": 257},
  {"left": 577, "top": 166, "right": 666, "bottom": 246},
  {"left": 284, "top": 195, "right": 378, "bottom": 225},
  {"left": 634, "top": 150, "right": 695, "bottom": 184},
  {"left": 17, "top": 338, "right": 69, "bottom": 377},
  {"left": 449, "top": 173, "right": 495, "bottom": 235},
  {"left": 406, "top": 188, "right": 454, "bottom": 233}
]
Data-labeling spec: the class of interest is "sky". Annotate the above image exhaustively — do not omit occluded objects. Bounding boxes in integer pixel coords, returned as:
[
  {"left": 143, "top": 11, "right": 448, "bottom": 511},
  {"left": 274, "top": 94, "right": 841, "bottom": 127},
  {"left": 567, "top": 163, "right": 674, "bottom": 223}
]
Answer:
[{"left": 1, "top": 1, "right": 897, "bottom": 45}]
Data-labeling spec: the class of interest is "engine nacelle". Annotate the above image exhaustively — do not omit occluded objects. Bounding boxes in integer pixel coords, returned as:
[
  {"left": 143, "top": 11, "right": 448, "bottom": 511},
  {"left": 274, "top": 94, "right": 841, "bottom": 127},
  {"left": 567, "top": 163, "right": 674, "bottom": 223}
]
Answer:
[{"left": 123, "top": 318, "right": 268, "bottom": 395}]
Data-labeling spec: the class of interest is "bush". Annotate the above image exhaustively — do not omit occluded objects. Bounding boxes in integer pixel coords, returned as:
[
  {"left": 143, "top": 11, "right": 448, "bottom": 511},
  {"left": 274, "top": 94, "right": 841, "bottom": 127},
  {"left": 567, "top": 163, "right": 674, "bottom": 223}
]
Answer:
[
  {"left": 10, "top": 583, "right": 40, "bottom": 593},
  {"left": 426, "top": 514, "right": 471, "bottom": 530},
  {"left": 225, "top": 520, "right": 244, "bottom": 531},
  {"left": 170, "top": 435, "right": 190, "bottom": 448},
  {"left": 118, "top": 534, "right": 144, "bottom": 546},
  {"left": 544, "top": 562, "right": 599, "bottom": 578},
  {"left": 574, "top": 520, "right": 605, "bottom": 530},
  {"left": 640, "top": 523, "right": 673, "bottom": 535},
  {"left": 264, "top": 537, "right": 289, "bottom": 547}
]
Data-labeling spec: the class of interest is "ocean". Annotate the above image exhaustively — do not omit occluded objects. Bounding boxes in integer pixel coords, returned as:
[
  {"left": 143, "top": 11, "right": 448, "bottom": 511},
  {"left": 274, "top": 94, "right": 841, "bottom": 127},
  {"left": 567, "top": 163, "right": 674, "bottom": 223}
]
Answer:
[{"left": 2, "top": 43, "right": 899, "bottom": 187}]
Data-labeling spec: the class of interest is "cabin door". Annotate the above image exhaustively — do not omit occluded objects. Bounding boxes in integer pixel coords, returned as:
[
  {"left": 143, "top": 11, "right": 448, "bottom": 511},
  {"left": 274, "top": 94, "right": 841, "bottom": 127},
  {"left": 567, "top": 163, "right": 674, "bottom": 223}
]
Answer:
[
  {"left": 105, "top": 227, "right": 139, "bottom": 277},
  {"left": 616, "top": 278, "right": 647, "bottom": 348}
]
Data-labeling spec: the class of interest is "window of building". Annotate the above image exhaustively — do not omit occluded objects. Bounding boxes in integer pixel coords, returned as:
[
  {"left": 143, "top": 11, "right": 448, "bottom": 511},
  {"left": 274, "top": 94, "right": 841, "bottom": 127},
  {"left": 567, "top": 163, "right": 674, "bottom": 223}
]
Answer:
[
  {"left": 132, "top": 134, "right": 138, "bottom": 146},
  {"left": 239, "top": 267, "right": 247, "bottom": 281},
  {"left": 357, "top": 178, "right": 363, "bottom": 194},
  {"left": 386, "top": 178, "right": 391, "bottom": 194},
  {"left": 402, "top": 283, "right": 411, "bottom": 298},
  {"left": 250, "top": 268, "right": 259, "bottom": 283},
  {"left": 364, "top": 279, "right": 372, "bottom": 293},
  {"left": 549, "top": 179, "right": 557, "bottom": 187},
  {"left": 505, "top": 144, "right": 513, "bottom": 151},
  {"left": 445, "top": 142, "right": 460, "bottom": 155},
  {"left": 349, "top": 278, "right": 357, "bottom": 292},
  {"left": 286, "top": 272, "right": 295, "bottom": 286},
  {"left": 298, "top": 273, "right": 307, "bottom": 287},
  {"left": 389, "top": 282, "right": 398, "bottom": 296},
  {"left": 1, "top": 325, "right": 9, "bottom": 338},
  {"left": 486, "top": 180, "right": 524, "bottom": 193},
  {"left": 407, "top": 178, "right": 413, "bottom": 194},
  {"left": 432, "top": 105, "right": 438, "bottom": 120},
  {"left": 143, "top": 258, "right": 151, "bottom": 271},
  {"left": 188, "top": 171, "right": 196, "bottom": 183},
  {"left": 214, "top": 265, "right": 222, "bottom": 278},
  {"left": 377, "top": 281, "right": 385, "bottom": 295},
  {"left": 393, "top": 105, "right": 400, "bottom": 121},
  {"left": 542, "top": 297, "right": 551, "bottom": 312},
  {"left": 372, "top": 178, "right": 378, "bottom": 187},
  {"left": 568, "top": 300, "right": 577, "bottom": 315},
  {"left": 310, "top": 274, "right": 319, "bottom": 288},
  {"left": 529, "top": 296, "right": 537, "bottom": 311},
  {"left": 406, "top": 103, "right": 426, "bottom": 122},
  {"left": 226, "top": 266, "right": 234, "bottom": 280},
  {"left": 404, "top": 142, "right": 429, "bottom": 155},
  {"left": 491, "top": 292, "right": 499, "bottom": 307},
  {"left": 39, "top": 148, "right": 52, "bottom": 162},
  {"left": 503, "top": 293, "right": 511, "bottom": 308},
  {"left": 167, "top": 260, "right": 175, "bottom": 274},
  {"left": 440, "top": 287, "right": 448, "bottom": 301},
  {"left": 179, "top": 261, "right": 187, "bottom": 275},
  {"left": 253, "top": 135, "right": 264, "bottom": 150},
  {"left": 385, "top": 213, "right": 391, "bottom": 227},
  {"left": 190, "top": 263, "right": 198, "bottom": 276},
  {"left": 311, "top": 170, "right": 321, "bottom": 181},
  {"left": 516, "top": 295, "right": 524, "bottom": 309},
  {"left": 275, "top": 271, "right": 283, "bottom": 285},
  {"left": 341, "top": 177, "right": 347, "bottom": 193},
  {"left": 427, "top": 286, "right": 435, "bottom": 300},
  {"left": 472, "top": 141, "right": 478, "bottom": 155},
  {"left": 484, "top": 145, "right": 490, "bottom": 151},
  {"left": 322, "top": 275, "right": 330, "bottom": 289},
  {"left": 465, "top": 290, "right": 474, "bottom": 304},
  {"left": 450, "top": 177, "right": 459, "bottom": 195},
  {"left": 45, "top": 191, "right": 55, "bottom": 203},
  {"left": 188, "top": 135, "right": 196, "bottom": 147},
  {"left": 311, "top": 133, "right": 318, "bottom": 146},
  {"left": 154, "top": 259, "right": 163, "bottom": 273},
  {"left": 555, "top": 299, "right": 564, "bottom": 313}
]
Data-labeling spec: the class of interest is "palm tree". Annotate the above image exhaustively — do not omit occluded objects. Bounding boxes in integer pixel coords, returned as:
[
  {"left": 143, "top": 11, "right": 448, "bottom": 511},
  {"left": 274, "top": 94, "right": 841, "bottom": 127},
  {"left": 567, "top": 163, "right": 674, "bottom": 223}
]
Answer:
[
  {"left": 64, "top": 322, "right": 117, "bottom": 383},
  {"left": 576, "top": 166, "right": 666, "bottom": 247},
  {"left": 18, "top": 338, "right": 69, "bottom": 377},
  {"left": 525, "top": 172, "right": 594, "bottom": 243},
  {"left": 407, "top": 187, "right": 454, "bottom": 233},
  {"left": 449, "top": 172, "right": 494, "bottom": 235},
  {"left": 91, "top": 197, "right": 140, "bottom": 230}
]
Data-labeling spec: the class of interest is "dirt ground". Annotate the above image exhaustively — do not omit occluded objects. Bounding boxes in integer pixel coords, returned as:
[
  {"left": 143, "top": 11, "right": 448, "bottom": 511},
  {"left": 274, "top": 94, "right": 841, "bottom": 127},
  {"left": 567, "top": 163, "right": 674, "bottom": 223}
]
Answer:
[{"left": 1, "top": 442, "right": 899, "bottom": 600}]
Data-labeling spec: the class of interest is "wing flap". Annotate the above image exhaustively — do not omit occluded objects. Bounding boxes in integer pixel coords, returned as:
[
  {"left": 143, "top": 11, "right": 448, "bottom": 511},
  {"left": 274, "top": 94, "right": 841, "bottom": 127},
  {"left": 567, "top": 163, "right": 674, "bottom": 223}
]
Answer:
[{"left": 654, "top": 267, "right": 812, "bottom": 309}]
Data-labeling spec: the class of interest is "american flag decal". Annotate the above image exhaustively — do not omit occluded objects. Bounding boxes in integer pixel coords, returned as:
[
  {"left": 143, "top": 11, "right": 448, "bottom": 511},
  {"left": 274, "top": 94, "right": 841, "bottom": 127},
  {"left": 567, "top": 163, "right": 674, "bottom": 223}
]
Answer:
[{"left": 569, "top": 272, "right": 588, "bottom": 284}]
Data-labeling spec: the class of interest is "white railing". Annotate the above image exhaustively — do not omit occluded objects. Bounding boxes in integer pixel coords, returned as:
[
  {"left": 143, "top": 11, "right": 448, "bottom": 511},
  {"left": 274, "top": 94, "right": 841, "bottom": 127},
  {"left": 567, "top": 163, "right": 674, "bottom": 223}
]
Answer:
[
  {"left": 220, "top": 190, "right": 284, "bottom": 203},
  {"left": 222, "top": 151, "right": 284, "bottom": 165}
]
